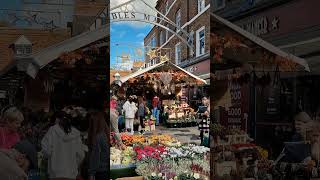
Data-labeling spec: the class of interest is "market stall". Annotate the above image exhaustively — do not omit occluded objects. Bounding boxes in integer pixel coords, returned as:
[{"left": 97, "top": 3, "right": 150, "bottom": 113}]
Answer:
[
  {"left": 118, "top": 60, "right": 206, "bottom": 129},
  {"left": 110, "top": 133, "right": 210, "bottom": 180}
]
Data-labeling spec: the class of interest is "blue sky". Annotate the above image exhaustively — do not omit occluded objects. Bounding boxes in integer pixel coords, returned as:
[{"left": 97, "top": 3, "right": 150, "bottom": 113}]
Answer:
[{"left": 110, "top": 22, "right": 153, "bottom": 69}]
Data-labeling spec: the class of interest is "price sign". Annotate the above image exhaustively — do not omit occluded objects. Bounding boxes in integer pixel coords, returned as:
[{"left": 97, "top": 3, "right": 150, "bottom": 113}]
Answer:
[{"left": 224, "top": 81, "right": 249, "bottom": 131}]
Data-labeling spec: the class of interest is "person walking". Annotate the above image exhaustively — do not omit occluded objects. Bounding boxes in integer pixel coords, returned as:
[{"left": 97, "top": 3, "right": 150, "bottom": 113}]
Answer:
[
  {"left": 122, "top": 96, "right": 138, "bottom": 135},
  {"left": 138, "top": 97, "right": 146, "bottom": 134},
  {"left": 0, "top": 107, "right": 24, "bottom": 149},
  {"left": 87, "top": 111, "right": 109, "bottom": 180},
  {"left": 41, "top": 111, "right": 85, "bottom": 180},
  {"left": 198, "top": 97, "right": 210, "bottom": 145},
  {"left": 110, "top": 96, "right": 125, "bottom": 148}
]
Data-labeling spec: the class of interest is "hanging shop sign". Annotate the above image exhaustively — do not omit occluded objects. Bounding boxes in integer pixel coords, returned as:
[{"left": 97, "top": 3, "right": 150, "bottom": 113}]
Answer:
[{"left": 185, "top": 59, "right": 210, "bottom": 76}]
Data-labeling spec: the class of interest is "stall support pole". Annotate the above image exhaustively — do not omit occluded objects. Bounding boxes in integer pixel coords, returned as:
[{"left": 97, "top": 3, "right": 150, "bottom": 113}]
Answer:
[{"left": 249, "top": 74, "right": 257, "bottom": 141}]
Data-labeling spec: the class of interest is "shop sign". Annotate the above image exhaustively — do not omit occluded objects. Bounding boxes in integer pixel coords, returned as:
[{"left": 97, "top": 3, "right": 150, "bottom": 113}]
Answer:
[
  {"left": 239, "top": 16, "right": 279, "bottom": 36},
  {"left": 223, "top": 81, "right": 249, "bottom": 131},
  {"left": 185, "top": 59, "right": 210, "bottom": 76}
]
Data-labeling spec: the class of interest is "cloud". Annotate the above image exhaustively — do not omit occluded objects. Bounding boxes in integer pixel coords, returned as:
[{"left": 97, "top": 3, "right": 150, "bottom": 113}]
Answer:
[
  {"left": 119, "top": 31, "right": 127, "bottom": 38},
  {"left": 136, "top": 33, "right": 146, "bottom": 38},
  {"left": 110, "top": 0, "right": 157, "bottom": 28}
]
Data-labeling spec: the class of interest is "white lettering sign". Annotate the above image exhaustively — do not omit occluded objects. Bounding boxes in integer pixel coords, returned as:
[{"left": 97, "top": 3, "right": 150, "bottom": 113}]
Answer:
[
  {"left": 110, "top": 12, "right": 157, "bottom": 22},
  {"left": 239, "top": 17, "right": 279, "bottom": 36},
  {"left": 240, "top": 17, "right": 268, "bottom": 36}
]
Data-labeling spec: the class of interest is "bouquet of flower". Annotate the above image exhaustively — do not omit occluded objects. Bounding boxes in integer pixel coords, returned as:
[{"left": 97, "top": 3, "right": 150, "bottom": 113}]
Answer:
[
  {"left": 134, "top": 145, "right": 166, "bottom": 161},
  {"left": 132, "top": 135, "right": 146, "bottom": 145},
  {"left": 121, "top": 133, "right": 133, "bottom": 146}
]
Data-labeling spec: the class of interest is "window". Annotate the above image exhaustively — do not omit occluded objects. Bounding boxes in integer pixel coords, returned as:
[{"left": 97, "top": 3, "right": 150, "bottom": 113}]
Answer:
[
  {"left": 175, "top": 42, "right": 181, "bottom": 64},
  {"left": 175, "top": 9, "right": 181, "bottom": 31},
  {"left": 166, "top": 24, "right": 169, "bottom": 41},
  {"left": 198, "top": 0, "right": 205, "bottom": 13},
  {"left": 101, "top": 17, "right": 107, "bottom": 25},
  {"left": 160, "top": 31, "right": 164, "bottom": 45},
  {"left": 165, "top": 1, "right": 169, "bottom": 14},
  {"left": 96, "top": 18, "right": 102, "bottom": 28},
  {"left": 16, "top": 45, "right": 24, "bottom": 55},
  {"left": 151, "top": 34, "right": 156, "bottom": 48},
  {"left": 151, "top": 59, "right": 156, "bottom": 66},
  {"left": 196, "top": 26, "right": 205, "bottom": 57},
  {"left": 15, "top": 45, "right": 32, "bottom": 55},
  {"left": 214, "top": 0, "right": 225, "bottom": 11},
  {"left": 145, "top": 41, "right": 151, "bottom": 56}
]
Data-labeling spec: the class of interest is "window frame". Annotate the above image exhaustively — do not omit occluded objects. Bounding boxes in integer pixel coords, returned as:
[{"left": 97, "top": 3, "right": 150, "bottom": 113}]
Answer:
[
  {"left": 160, "top": 30, "right": 164, "bottom": 45},
  {"left": 175, "top": 42, "right": 181, "bottom": 64},
  {"left": 175, "top": 9, "right": 181, "bottom": 31},
  {"left": 196, "top": 26, "right": 205, "bottom": 57},
  {"left": 198, "top": 0, "right": 206, "bottom": 13}
]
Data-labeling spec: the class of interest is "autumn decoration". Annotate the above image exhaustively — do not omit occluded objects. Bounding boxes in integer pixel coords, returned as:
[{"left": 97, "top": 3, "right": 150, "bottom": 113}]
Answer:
[
  {"left": 211, "top": 32, "right": 298, "bottom": 71},
  {"left": 58, "top": 45, "right": 99, "bottom": 68}
]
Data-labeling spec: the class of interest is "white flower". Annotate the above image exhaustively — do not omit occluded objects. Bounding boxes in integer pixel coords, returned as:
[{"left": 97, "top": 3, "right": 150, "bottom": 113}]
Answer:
[
  {"left": 151, "top": 173, "right": 156, "bottom": 177},
  {"left": 193, "top": 173, "right": 200, "bottom": 179},
  {"left": 158, "top": 173, "right": 162, "bottom": 177}
]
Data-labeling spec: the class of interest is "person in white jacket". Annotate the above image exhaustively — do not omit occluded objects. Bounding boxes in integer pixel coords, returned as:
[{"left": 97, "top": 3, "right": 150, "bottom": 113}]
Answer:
[
  {"left": 122, "top": 96, "right": 138, "bottom": 135},
  {"left": 41, "top": 111, "right": 85, "bottom": 180}
]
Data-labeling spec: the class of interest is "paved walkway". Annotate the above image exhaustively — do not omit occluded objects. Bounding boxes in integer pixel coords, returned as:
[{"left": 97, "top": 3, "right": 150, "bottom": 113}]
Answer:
[{"left": 143, "top": 126, "right": 201, "bottom": 145}]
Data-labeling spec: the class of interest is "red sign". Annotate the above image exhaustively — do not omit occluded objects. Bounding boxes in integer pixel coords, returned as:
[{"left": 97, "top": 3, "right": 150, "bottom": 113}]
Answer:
[{"left": 185, "top": 59, "right": 210, "bottom": 76}]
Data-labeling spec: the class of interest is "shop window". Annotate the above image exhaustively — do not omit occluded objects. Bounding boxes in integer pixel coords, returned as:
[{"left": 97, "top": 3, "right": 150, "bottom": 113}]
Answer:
[
  {"left": 175, "top": 9, "right": 181, "bottom": 31},
  {"left": 214, "top": 0, "right": 225, "bottom": 11},
  {"left": 175, "top": 42, "right": 181, "bottom": 64},
  {"left": 196, "top": 26, "right": 205, "bottom": 57},
  {"left": 198, "top": 0, "right": 205, "bottom": 13}
]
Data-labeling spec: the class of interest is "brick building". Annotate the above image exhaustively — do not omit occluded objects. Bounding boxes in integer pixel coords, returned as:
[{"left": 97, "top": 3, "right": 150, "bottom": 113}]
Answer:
[{"left": 144, "top": 0, "right": 211, "bottom": 84}]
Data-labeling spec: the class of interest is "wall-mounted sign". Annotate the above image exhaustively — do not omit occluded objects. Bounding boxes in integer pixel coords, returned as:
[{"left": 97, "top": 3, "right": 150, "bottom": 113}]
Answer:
[{"left": 239, "top": 16, "right": 279, "bottom": 36}]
